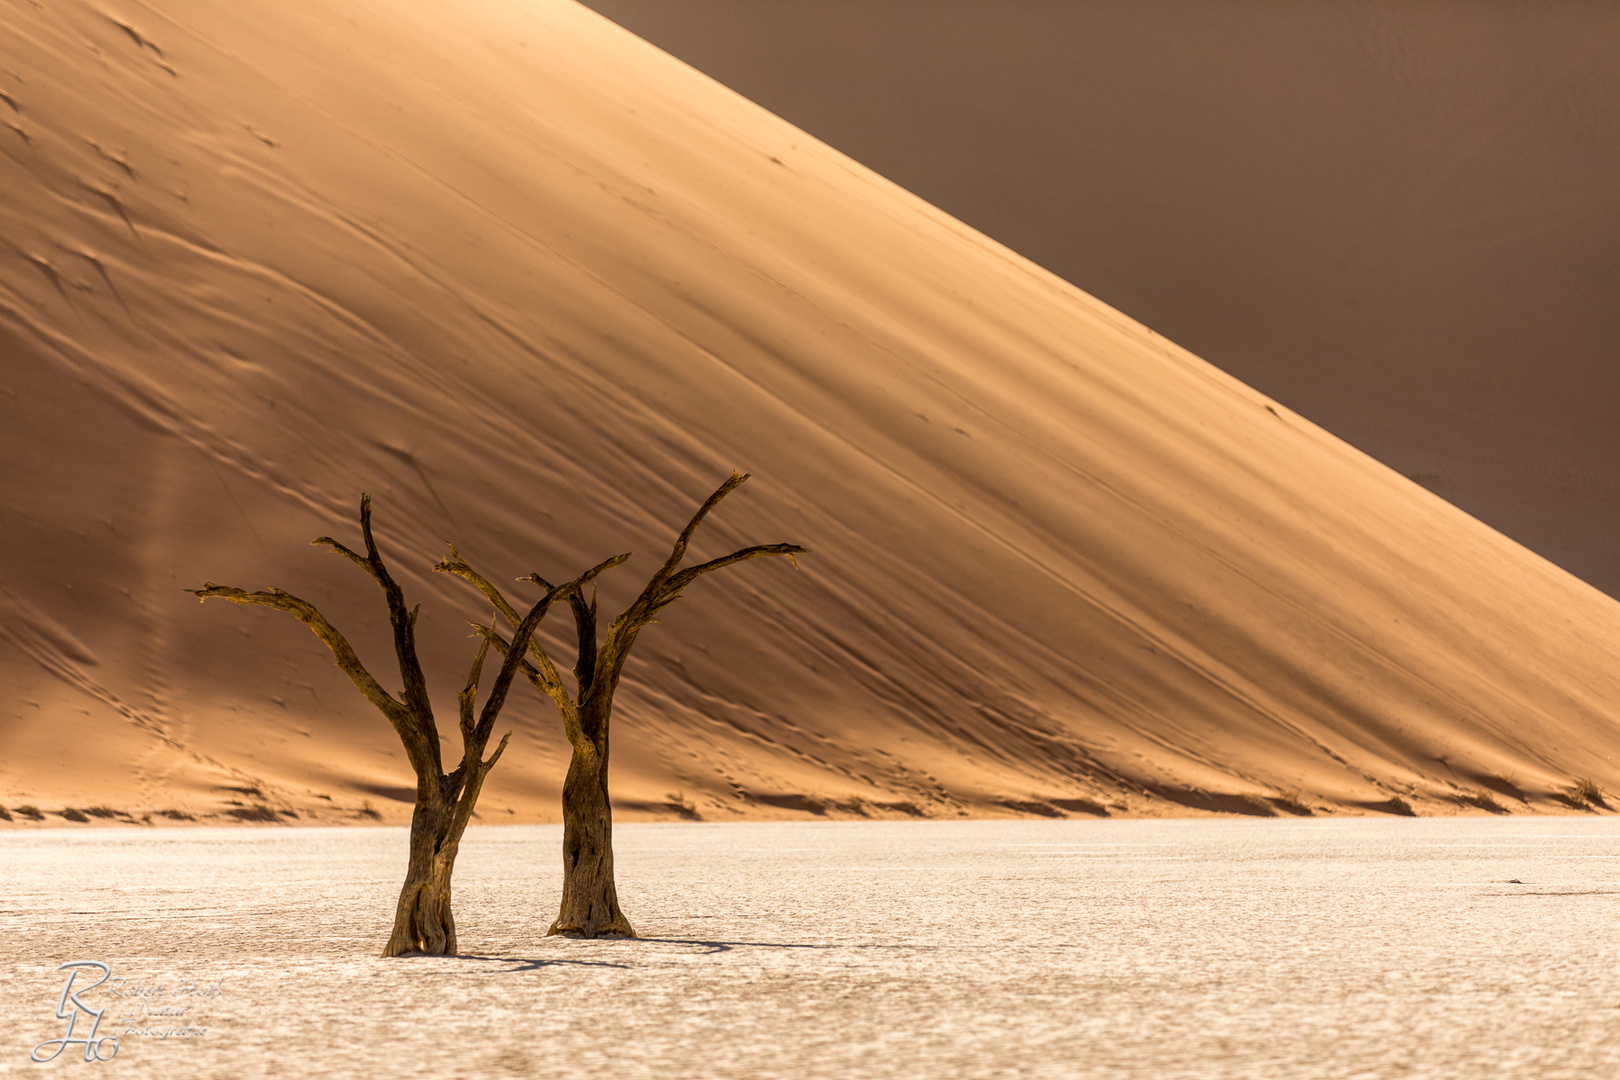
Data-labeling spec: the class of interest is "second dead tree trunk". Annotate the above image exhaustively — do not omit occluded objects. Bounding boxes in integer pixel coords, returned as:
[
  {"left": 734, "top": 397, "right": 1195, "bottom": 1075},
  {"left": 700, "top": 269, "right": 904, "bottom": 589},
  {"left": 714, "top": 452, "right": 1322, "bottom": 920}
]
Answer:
[
  {"left": 438, "top": 472, "right": 806, "bottom": 937},
  {"left": 192, "top": 495, "right": 618, "bottom": 956}
]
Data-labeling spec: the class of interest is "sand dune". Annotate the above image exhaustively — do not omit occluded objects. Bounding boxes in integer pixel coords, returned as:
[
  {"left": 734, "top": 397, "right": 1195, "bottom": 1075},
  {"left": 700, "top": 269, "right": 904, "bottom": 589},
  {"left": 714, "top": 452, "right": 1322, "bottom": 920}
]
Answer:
[
  {"left": 2, "top": 0, "right": 1619, "bottom": 825},
  {"left": 582, "top": 0, "right": 1620, "bottom": 599}
]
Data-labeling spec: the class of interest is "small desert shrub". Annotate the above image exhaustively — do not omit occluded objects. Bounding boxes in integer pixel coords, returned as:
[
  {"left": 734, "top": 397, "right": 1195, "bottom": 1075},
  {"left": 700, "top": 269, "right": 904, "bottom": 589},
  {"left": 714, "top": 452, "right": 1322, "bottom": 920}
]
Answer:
[
  {"left": 1381, "top": 796, "right": 1416, "bottom": 817},
  {"left": 60, "top": 808, "right": 90, "bottom": 822},
  {"left": 84, "top": 806, "right": 122, "bottom": 819},
  {"left": 1268, "top": 791, "right": 1313, "bottom": 816},
  {"left": 1463, "top": 789, "right": 1506, "bottom": 814},
  {"left": 158, "top": 809, "right": 194, "bottom": 821},
  {"left": 0, "top": 804, "right": 10, "bottom": 821},
  {"left": 1569, "top": 777, "right": 1605, "bottom": 808},
  {"left": 1050, "top": 797, "right": 1110, "bottom": 817},
  {"left": 15, "top": 805, "right": 43, "bottom": 821},
  {"left": 999, "top": 799, "right": 1065, "bottom": 818},
  {"left": 227, "top": 803, "right": 281, "bottom": 822},
  {"left": 357, "top": 801, "right": 381, "bottom": 820},
  {"left": 665, "top": 792, "right": 699, "bottom": 819}
]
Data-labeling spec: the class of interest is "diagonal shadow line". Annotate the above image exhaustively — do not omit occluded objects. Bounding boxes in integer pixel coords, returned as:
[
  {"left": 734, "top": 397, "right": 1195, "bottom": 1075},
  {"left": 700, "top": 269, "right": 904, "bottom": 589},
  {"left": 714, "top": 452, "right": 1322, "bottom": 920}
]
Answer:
[
  {"left": 632, "top": 938, "right": 926, "bottom": 954},
  {"left": 453, "top": 954, "right": 631, "bottom": 971},
  {"left": 633, "top": 937, "right": 832, "bottom": 955}
]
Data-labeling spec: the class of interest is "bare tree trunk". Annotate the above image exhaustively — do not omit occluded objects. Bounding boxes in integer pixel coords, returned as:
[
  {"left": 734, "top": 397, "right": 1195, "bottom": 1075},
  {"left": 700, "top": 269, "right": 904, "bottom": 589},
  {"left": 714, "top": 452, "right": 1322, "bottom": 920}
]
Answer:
[
  {"left": 551, "top": 743, "right": 634, "bottom": 937},
  {"left": 446, "top": 471, "right": 805, "bottom": 940},
  {"left": 388, "top": 809, "right": 458, "bottom": 956}
]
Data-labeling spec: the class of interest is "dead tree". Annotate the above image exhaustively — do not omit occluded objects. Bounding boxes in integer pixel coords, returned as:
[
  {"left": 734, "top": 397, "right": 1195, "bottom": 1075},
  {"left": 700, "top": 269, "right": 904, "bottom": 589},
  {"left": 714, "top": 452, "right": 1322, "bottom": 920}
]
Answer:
[
  {"left": 191, "top": 494, "right": 618, "bottom": 957},
  {"left": 437, "top": 472, "right": 806, "bottom": 937}
]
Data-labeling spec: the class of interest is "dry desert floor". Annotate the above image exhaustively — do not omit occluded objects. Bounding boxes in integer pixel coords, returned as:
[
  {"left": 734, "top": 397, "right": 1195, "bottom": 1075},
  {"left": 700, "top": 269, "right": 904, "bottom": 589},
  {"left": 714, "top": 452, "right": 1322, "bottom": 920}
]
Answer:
[{"left": 2, "top": 820, "right": 1619, "bottom": 1078}]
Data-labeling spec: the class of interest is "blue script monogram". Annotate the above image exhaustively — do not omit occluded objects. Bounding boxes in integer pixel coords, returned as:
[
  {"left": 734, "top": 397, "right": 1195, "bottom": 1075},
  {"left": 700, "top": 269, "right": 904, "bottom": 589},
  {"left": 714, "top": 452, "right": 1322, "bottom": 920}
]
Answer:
[{"left": 31, "top": 961, "right": 119, "bottom": 1063}]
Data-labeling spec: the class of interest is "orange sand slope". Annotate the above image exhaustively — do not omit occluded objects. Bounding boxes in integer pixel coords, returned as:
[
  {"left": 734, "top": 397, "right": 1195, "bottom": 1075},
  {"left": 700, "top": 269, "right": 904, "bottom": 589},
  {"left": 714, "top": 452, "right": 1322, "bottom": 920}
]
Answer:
[{"left": 2, "top": 0, "right": 1618, "bottom": 825}]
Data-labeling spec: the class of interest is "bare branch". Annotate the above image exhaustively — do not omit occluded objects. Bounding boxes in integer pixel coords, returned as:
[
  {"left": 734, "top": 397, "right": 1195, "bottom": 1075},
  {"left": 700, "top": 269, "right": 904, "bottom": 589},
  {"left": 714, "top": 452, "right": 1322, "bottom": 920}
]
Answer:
[
  {"left": 439, "top": 548, "right": 629, "bottom": 702},
  {"left": 458, "top": 626, "right": 492, "bottom": 741},
  {"left": 349, "top": 495, "right": 435, "bottom": 740},
  {"left": 657, "top": 543, "right": 808, "bottom": 607},
  {"left": 470, "top": 622, "right": 541, "bottom": 683},
  {"left": 189, "top": 583, "right": 410, "bottom": 732},
  {"left": 570, "top": 586, "right": 598, "bottom": 699},
  {"left": 584, "top": 475, "right": 805, "bottom": 739},
  {"left": 483, "top": 730, "right": 511, "bottom": 772},
  {"left": 643, "top": 471, "right": 749, "bottom": 598},
  {"left": 478, "top": 621, "right": 585, "bottom": 748},
  {"left": 436, "top": 544, "right": 569, "bottom": 696},
  {"left": 310, "top": 535, "right": 378, "bottom": 581},
  {"left": 472, "top": 587, "right": 560, "bottom": 749}
]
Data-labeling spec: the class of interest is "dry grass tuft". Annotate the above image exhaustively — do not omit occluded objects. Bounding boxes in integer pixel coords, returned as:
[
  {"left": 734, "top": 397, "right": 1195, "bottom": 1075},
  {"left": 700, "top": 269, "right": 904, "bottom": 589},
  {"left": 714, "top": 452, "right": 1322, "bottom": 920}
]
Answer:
[
  {"left": 84, "top": 806, "right": 122, "bottom": 819},
  {"left": 15, "top": 805, "right": 44, "bottom": 821},
  {"left": 1568, "top": 777, "right": 1607, "bottom": 809},
  {"left": 1380, "top": 796, "right": 1416, "bottom": 817},
  {"left": 0, "top": 804, "right": 10, "bottom": 822},
  {"left": 357, "top": 800, "right": 382, "bottom": 820},
  {"left": 1049, "top": 797, "right": 1110, "bottom": 817},
  {"left": 227, "top": 803, "right": 281, "bottom": 822},
  {"left": 1462, "top": 789, "right": 1507, "bottom": 814},
  {"left": 60, "top": 807, "right": 90, "bottom": 822},
  {"left": 158, "top": 808, "right": 194, "bottom": 821},
  {"left": 664, "top": 792, "right": 703, "bottom": 821},
  {"left": 1267, "top": 790, "right": 1313, "bottom": 816}
]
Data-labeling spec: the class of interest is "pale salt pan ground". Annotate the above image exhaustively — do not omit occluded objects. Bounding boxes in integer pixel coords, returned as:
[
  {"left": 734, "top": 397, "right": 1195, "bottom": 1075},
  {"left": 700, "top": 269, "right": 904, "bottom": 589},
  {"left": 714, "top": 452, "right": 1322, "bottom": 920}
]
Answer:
[{"left": 2, "top": 820, "right": 1618, "bottom": 1078}]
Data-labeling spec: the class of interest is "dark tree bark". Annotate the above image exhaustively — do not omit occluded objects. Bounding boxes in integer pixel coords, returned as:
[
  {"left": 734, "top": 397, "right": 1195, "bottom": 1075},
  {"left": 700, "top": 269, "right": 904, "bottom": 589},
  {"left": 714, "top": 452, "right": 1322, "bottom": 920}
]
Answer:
[
  {"left": 191, "top": 495, "right": 616, "bottom": 957},
  {"left": 439, "top": 472, "right": 806, "bottom": 938}
]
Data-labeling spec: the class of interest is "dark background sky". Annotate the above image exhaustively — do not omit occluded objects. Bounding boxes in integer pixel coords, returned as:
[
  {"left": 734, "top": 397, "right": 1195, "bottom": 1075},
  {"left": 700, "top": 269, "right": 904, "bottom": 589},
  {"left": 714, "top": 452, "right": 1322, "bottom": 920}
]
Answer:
[{"left": 581, "top": 0, "right": 1620, "bottom": 598}]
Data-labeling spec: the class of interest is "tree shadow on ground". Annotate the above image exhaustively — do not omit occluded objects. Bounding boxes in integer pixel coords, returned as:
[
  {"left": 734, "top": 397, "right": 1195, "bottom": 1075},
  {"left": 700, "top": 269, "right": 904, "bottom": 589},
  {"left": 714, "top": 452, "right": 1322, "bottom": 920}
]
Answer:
[{"left": 454, "top": 954, "right": 632, "bottom": 971}]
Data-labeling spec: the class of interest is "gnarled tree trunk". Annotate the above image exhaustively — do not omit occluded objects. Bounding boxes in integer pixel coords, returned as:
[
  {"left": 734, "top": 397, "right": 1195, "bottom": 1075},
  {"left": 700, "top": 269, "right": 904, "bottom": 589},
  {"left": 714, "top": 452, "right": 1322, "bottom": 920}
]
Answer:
[
  {"left": 552, "top": 740, "right": 634, "bottom": 937},
  {"left": 390, "top": 800, "right": 458, "bottom": 956}
]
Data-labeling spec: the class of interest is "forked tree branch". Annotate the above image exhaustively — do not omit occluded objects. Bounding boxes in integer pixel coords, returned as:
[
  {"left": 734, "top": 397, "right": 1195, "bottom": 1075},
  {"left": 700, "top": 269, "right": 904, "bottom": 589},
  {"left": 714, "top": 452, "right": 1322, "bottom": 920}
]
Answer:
[
  {"left": 569, "top": 587, "right": 598, "bottom": 699},
  {"left": 310, "top": 494, "right": 438, "bottom": 772},
  {"left": 437, "top": 548, "right": 628, "bottom": 701},
  {"left": 583, "top": 473, "right": 807, "bottom": 732},
  {"left": 642, "top": 470, "right": 749, "bottom": 599},
  {"left": 458, "top": 629, "right": 492, "bottom": 742},
  {"left": 651, "top": 543, "right": 807, "bottom": 616}
]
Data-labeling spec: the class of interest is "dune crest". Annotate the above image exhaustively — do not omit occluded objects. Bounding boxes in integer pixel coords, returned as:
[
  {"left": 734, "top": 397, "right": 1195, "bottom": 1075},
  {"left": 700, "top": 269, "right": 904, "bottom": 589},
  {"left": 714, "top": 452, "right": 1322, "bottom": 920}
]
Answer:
[{"left": 2, "top": 0, "right": 1618, "bottom": 823}]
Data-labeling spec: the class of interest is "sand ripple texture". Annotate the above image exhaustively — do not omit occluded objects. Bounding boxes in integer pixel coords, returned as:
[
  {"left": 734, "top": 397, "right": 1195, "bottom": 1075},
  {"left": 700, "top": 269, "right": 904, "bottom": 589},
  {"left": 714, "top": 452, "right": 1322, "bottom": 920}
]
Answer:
[{"left": 1, "top": 819, "right": 1618, "bottom": 1079}]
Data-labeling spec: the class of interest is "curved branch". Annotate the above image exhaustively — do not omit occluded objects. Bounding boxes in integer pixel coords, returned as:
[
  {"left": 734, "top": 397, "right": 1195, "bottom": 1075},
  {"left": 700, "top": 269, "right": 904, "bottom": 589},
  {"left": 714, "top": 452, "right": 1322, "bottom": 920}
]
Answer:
[
  {"left": 642, "top": 471, "right": 749, "bottom": 599},
  {"left": 458, "top": 627, "right": 492, "bottom": 741},
  {"left": 189, "top": 583, "right": 410, "bottom": 732},
  {"left": 437, "top": 547, "right": 628, "bottom": 701},
  {"left": 471, "top": 587, "right": 560, "bottom": 750},
  {"left": 569, "top": 587, "right": 597, "bottom": 699},
  {"left": 310, "top": 535, "right": 377, "bottom": 581},
  {"left": 656, "top": 543, "right": 807, "bottom": 609},
  {"left": 477, "top": 622, "right": 585, "bottom": 749},
  {"left": 353, "top": 495, "right": 435, "bottom": 734},
  {"left": 586, "top": 475, "right": 805, "bottom": 730}
]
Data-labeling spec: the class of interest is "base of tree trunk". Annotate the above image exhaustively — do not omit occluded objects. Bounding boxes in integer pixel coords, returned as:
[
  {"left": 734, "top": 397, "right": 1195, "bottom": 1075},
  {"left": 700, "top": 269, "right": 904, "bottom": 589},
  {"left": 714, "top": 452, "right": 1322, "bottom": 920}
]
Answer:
[
  {"left": 551, "top": 747, "right": 636, "bottom": 938},
  {"left": 545, "top": 919, "right": 636, "bottom": 939},
  {"left": 382, "top": 845, "right": 459, "bottom": 957}
]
